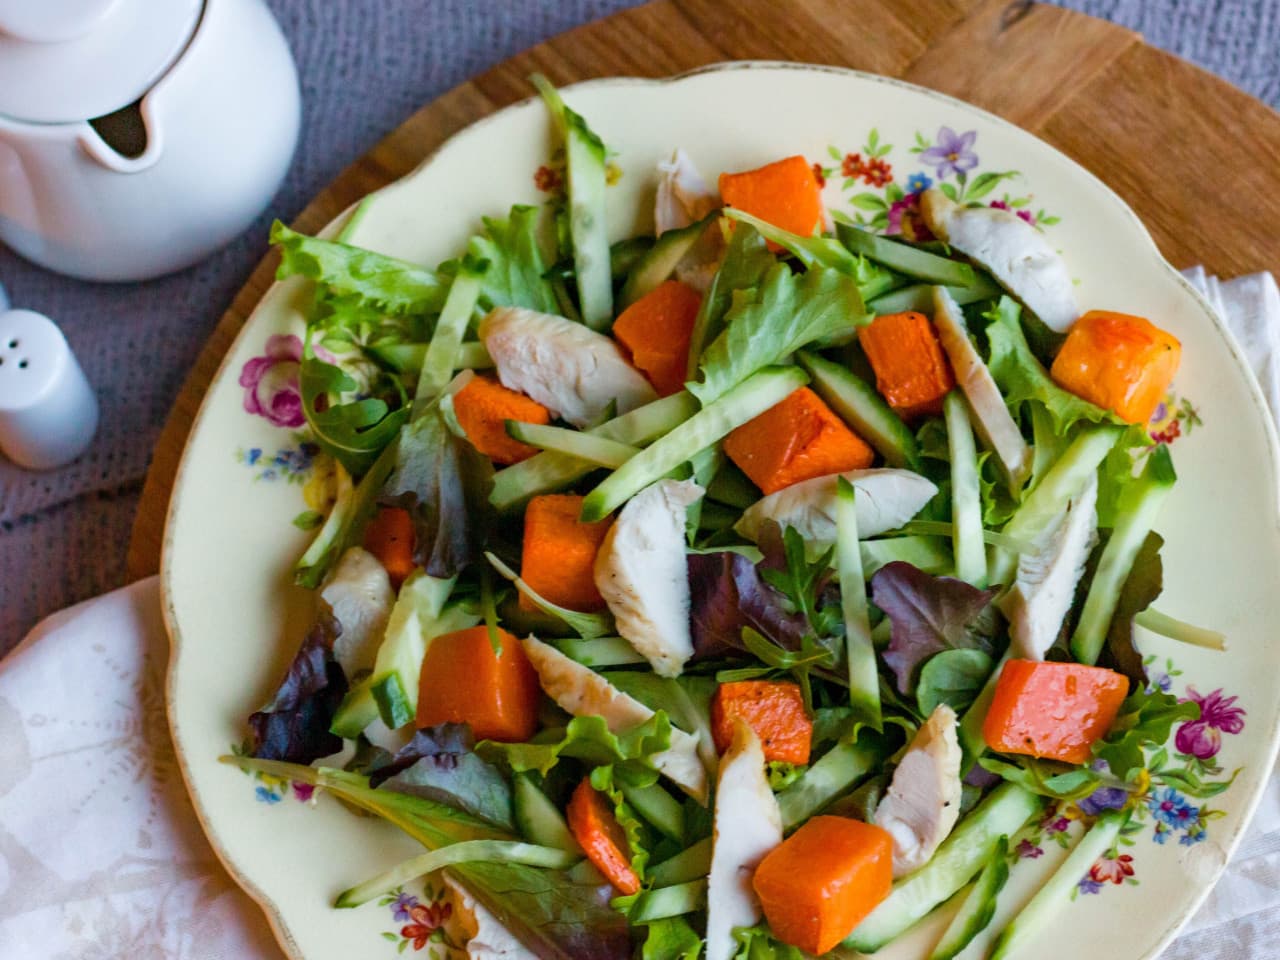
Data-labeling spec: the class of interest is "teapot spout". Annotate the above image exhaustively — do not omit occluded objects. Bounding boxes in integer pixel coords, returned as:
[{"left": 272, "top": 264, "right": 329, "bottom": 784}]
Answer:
[{"left": 80, "top": 98, "right": 162, "bottom": 173}]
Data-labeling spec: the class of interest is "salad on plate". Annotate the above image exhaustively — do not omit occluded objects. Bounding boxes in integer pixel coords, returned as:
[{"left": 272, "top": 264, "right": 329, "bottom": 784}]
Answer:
[{"left": 227, "top": 77, "right": 1223, "bottom": 960}]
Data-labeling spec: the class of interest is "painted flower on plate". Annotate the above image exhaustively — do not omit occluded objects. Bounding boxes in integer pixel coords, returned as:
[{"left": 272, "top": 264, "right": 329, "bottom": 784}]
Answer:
[
  {"left": 401, "top": 901, "right": 452, "bottom": 951},
  {"left": 1176, "top": 687, "right": 1246, "bottom": 760},
  {"left": 239, "top": 334, "right": 305, "bottom": 428},
  {"left": 1089, "top": 852, "right": 1135, "bottom": 885},
  {"left": 919, "top": 127, "right": 978, "bottom": 179}
]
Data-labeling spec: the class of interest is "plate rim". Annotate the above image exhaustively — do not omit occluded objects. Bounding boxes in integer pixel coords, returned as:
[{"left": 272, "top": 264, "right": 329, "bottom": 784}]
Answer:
[{"left": 160, "top": 58, "right": 1280, "bottom": 960}]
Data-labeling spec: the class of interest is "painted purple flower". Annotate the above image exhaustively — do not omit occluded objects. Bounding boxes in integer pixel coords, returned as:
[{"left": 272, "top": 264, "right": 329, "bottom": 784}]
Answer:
[
  {"left": 1077, "top": 878, "right": 1104, "bottom": 895},
  {"left": 292, "top": 781, "right": 315, "bottom": 802},
  {"left": 1149, "top": 401, "right": 1169, "bottom": 424},
  {"left": 1077, "top": 784, "right": 1129, "bottom": 817},
  {"left": 1175, "top": 687, "right": 1246, "bottom": 760},
  {"left": 1146, "top": 670, "right": 1173, "bottom": 694},
  {"left": 239, "top": 334, "right": 305, "bottom": 428},
  {"left": 392, "top": 892, "right": 421, "bottom": 923},
  {"left": 919, "top": 127, "right": 978, "bottom": 179},
  {"left": 988, "top": 198, "right": 1037, "bottom": 225},
  {"left": 1016, "top": 838, "right": 1044, "bottom": 859},
  {"left": 1041, "top": 813, "right": 1071, "bottom": 834}
]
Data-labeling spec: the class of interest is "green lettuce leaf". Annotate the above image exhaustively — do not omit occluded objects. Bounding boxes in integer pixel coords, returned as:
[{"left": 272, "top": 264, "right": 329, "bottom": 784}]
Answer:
[
  {"left": 456, "top": 204, "right": 559, "bottom": 314},
  {"left": 639, "top": 917, "right": 703, "bottom": 960},
  {"left": 300, "top": 348, "right": 409, "bottom": 476},
  {"left": 590, "top": 764, "right": 655, "bottom": 879},
  {"left": 732, "top": 925, "right": 808, "bottom": 960},
  {"left": 478, "top": 713, "right": 674, "bottom": 778},
  {"left": 690, "top": 264, "right": 866, "bottom": 406},
  {"left": 685, "top": 224, "right": 775, "bottom": 378},
  {"left": 917, "top": 648, "right": 994, "bottom": 716},
  {"left": 1093, "top": 687, "right": 1200, "bottom": 779}
]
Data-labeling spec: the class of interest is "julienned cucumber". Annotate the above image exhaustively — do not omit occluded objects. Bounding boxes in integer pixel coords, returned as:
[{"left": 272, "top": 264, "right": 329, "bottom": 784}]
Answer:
[
  {"left": 988, "top": 812, "right": 1126, "bottom": 960},
  {"left": 928, "top": 836, "right": 1010, "bottom": 960},
  {"left": 844, "top": 783, "right": 1042, "bottom": 952},
  {"left": 619, "top": 212, "right": 718, "bottom": 309},
  {"left": 777, "top": 739, "right": 880, "bottom": 830},
  {"left": 649, "top": 837, "right": 713, "bottom": 886},
  {"left": 552, "top": 636, "right": 647, "bottom": 667},
  {"left": 835, "top": 218, "right": 976, "bottom": 287},
  {"left": 621, "top": 780, "right": 685, "bottom": 842},
  {"left": 490, "top": 391, "right": 699, "bottom": 512},
  {"left": 944, "top": 390, "right": 988, "bottom": 587},
  {"left": 618, "top": 879, "right": 707, "bottom": 922},
  {"left": 513, "top": 773, "right": 582, "bottom": 854},
  {"left": 581, "top": 366, "right": 808, "bottom": 522},
  {"left": 1071, "top": 444, "right": 1176, "bottom": 665},
  {"left": 837, "top": 478, "right": 881, "bottom": 731},
  {"left": 798, "top": 350, "right": 919, "bottom": 469},
  {"left": 413, "top": 261, "right": 484, "bottom": 416},
  {"left": 505, "top": 421, "right": 640, "bottom": 469},
  {"left": 867, "top": 276, "right": 1001, "bottom": 315},
  {"left": 368, "top": 341, "right": 492, "bottom": 374},
  {"left": 329, "top": 678, "right": 380, "bottom": 739},
  {"left": 533, "top": 76, "right": 612, "bottom": 330}
]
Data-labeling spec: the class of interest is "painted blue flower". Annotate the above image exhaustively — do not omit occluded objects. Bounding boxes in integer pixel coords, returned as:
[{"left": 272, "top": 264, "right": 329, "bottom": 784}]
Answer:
[
  {"left": 392, "top": 892, "right": 420, "bottom": 922},
  {"left": 1152, "top": 822, "right": 1172, "bottom": 844},
  {"left": 919, "top": 127, "right": 978, "bottom": 179},
  {"left": 246, "top": 447, "right": 263, "bottom": 466},
  {"left": 1180, "top": 827, "right": 1207, "bottom": 846},
  {"left": 1149, "top": 787, "right": 1195, "bottom": 827},
  {"left": 255, "top": 785, "right": 282, "bottom": 804},
  {"left": 906, "top": 172, "right": 933, "bottom": 194},
  {"left": 1077, "top": 878, "right": 1104, "bottom": 895},
  {"left": 1146, "top": 671, "right": 1173, "bottom": 694}
]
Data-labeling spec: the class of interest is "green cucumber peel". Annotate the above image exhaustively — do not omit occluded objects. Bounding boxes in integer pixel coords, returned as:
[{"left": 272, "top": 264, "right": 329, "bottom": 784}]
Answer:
[
  {"left": 798, "top": 349, "right": 920, "bottom": 469},
  {"left": 944, "top": 390, "right": 989, "bottom": 587},
  {"left": 837, "top": 477, "right": 881, "bottom": 731},
  {"left": 928, "top": 836, "right": 1010, "bottom": 960},
  {"left": 649, "top": 837, "right": 713, "bottom": 887},
  {"left": 777, "top": 739, "right": 879, "bottom": 830},
  {"left": 505, "top": 421, "right": 640, "bottom": 468},
  {"left": 619, "top": 211, "right": 719, "bottom": 309},
  {"left": 835, "top": 216, "right": 977, "bottom": 287}
]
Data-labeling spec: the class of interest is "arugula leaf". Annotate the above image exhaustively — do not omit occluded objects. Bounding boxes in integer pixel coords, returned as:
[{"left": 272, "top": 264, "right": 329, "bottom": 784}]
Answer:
[
  {"left": 378, "top": 404, "right": 494, "bottom": 578},
  {"left": 758, "top": 524, "right": 843, "bottom": 639},
  {"left": 689, "top": 264, "right": 866, "bottom": 406},
  {"left": 978, "top": 755, "right": 1102, "bottom": 801},
  {"left": 248, "top": 612, "right": 348, "bottom": 763},
  {"left": 1093, "top": 687, "right": 1200, "bottom": 779},
  {"left": 732, "top": 924, "right": 809, "bottom": 960},
  {"left": 685, "top": 224, "right": 775, "bottom": 380},
  {"left": 370, "top": 723, "right": 514, "bottom": 830},
  {"left": 300, "top": 347, "right": 409, "bottom": 476},
  {"left": 487, "top": 551, "right": 615, "bottom": 639},
  {"left": 917, "top": 648, "right": 994, "bottom": 716},
  {"left": 272, "top": 220, "right": 448, "bottom": 316},
  {"left": 458, "top": 204, "right": 560, "bottom": 314},
  {"left": 871, "top": 562, "right": 1000, "bottom": 695},
  {"left": 478, "top": 713, "right": 674, "bottom": 779}
]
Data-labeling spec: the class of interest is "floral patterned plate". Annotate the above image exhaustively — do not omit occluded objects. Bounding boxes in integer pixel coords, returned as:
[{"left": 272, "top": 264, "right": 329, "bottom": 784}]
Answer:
[{"left": 162, "top": 63, "right": 1280, "bottom": 960}]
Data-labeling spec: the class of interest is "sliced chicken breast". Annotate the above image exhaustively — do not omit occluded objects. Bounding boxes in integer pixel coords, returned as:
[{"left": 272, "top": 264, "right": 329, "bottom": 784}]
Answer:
[
  {"left": 320, "top": 546, "right": 394, "bottom": 678},
  {"left": 521, "top": 637, "right": 709, "bottom": 803},
  {"left": 594, "top": 479, "right": 704, "bottom": 678},
  {"left": 655, "top": 148, "right": 718, "bottom": 234},
  {"left": 446, "top": 878, "right": 537, "bottom": 959},
  {"left": 932, "top": 286, "right": 1032, "bottom": 489},
  {"left": 998, "top": 474, "right": 1099, "bottom": 660},
  {"left": 706, "top": 720, "right": 783, "bottom": 960},
  {"left": 874, "top": 704, "right": 962, "bottom": 877},
  {"left": 479, "top": 308, "right": 657, "bottom": 428},
  {"left": 920, "top": 188, "right": 1079, "bottom": 333},
  {"left": 736, "top": 469, "right": 938, "bottom": 553}
]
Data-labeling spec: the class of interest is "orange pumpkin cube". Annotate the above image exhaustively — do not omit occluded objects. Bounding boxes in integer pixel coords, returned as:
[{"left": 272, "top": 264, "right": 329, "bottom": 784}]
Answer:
[
  {"left": 452, "top": 374, "right": 551, "bottom": 464},
  {"left": 753, "top": 815, "right": 894, "bottom": 955},
  {"left": 417, "top": 626, "right": 541, "bottom": 742},
  {"left": 1050, "top": 310, "right": 1182, "bottom": 424},
  {"left": 983, "top": 659, "right": 1130, "bottom": 765},
  {"left": 858, "top": 311, "right": 956, "bottom": 420},
  {"left": 613, "top": 280, "right": 702, "bottom": 396},
  {"left": 567, "top": 779, "right": 641, "bottom": 895},
  {"left": 719, "top": 155, "right": 824, "bottom": 240},
  {"left": 520, "top": 494, "right": 611, "bottom": 612},
  {"left": 723, "top": 387, "right": 875, "bottom": 495},
  {"left": 711, "top": 680, "right": 812, "bottom": 764},
  {"left": 362, "top": 507, "right": 415, "bottom": 589}
]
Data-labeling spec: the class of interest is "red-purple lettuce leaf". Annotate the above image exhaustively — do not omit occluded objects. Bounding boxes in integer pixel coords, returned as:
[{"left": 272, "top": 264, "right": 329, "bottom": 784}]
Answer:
[
  {"left": 687, "top": 550, "right": 808, "bottom": 659},
  {"left": 248, "top": 612, "right": 348, "bottom": 763},
  {"left": 871, "top": 561, "right": 1000, "bottom": 695}
]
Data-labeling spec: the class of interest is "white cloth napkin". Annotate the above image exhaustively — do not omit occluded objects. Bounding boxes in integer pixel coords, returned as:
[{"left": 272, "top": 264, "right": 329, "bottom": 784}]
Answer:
[{"left": 3, "top": 270, "right": 1278, "bottom": 960}]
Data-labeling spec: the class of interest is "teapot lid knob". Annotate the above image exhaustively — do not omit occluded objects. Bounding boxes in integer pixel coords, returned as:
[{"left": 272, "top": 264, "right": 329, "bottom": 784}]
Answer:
[{"left": 0, "top": 0, "right": 120, "bottom": 44}]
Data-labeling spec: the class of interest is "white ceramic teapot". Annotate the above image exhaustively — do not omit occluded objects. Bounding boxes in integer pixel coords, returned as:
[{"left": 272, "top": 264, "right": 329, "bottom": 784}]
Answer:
[{"left": 0, "top": 0, "right": 301, "bottom": 282}]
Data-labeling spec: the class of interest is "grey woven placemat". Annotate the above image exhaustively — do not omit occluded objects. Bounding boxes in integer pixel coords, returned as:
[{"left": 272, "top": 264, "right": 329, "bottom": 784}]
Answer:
[{"left": 1, "top": 0, "right": 1277, "bottom": 646}]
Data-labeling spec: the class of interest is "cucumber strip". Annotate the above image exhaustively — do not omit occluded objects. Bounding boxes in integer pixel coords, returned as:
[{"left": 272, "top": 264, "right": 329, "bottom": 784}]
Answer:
[
  {"left": 835, "top": 217, "right": 976, "bottom": 287},
  {"left": 649, "top": 837, "right": 713, "bottom": 886},
  {"left": 581, "top": 366, "right": 808, "bottom": 522},
  {"left": 369, "top": 341, "right": 492, "bottom": 375},
  {"left": 957, "top": 649, "right": 1010, "bottom": 770},
  {"left": 867, "top": 276, "right": 1002, "bottom": 315},
  {"left": 617, "top": 879, "right": 707, "bottom": 922},
  {"left": 513, "top": 773, "right": 582, "bottom": 853},
  {"left": 844, "top": 784, "right": 1043, "bottom": 952},
  {"left": 798, "top": 349, "right": 919, "bottom": 469},
  {"left": 329, "top": 678, "right": 380, "bottom": 739},
  {"left": 1071, "top": 445, "right": 1177, "bottom": 664},
  {"left": 533, "top": 76, "right": 612, "bottom": 329},
  {"left": 485, "top": 551, "right": 614, "bottom": 639},
  {"left": 860, "top": 536, "right": 953, "bottom": 577},
  {"left": 611, "top": 235, "right": 654, "bottom": 280},
  {"left": 621, "top": 780, "right": 685, "bottom": 842},
  {"left": 928, "top": 836, "right": 1010, "bottom": 960},
  {"left": 838, "top": 478, "right": 881, "bottom": 730},
  {"left": 620, "top": 212, "right": 718, "bottom": 308},
  {"left": 335, "top": 840, "right": 579, "bottom": 908},
  {"left": 988, "top": 812, "right": 1126, "bottom": 960},
  {"left": 704, "top": 462, "right": 760, "bottom": 509},
  {"left": 294, "top": 459, "right": 354, "bottom": 587},
  {"left": 777, "top": 740, "right": 880, "bottom": 830},
  {"left": 413, "top": 262, "right": 484, "bottom": 416},
  {"left": 552, "top": 636, "right": 648, "bottom": 667},
  {"left": 944, "top": 391, "right": 988, "bottom": 587},
  {"left": 900, "top": 520, "right": 1033, "bottom": 555},
  {"left": 988, "top": 425, "right": 1124, "bottom": 587},
  {"left": 1134, "top": 607, "right": 1227, "bottom": 651},
  {"left": 505, "top": 421, "right": 640, "bottom": 468},
  {"left": 490, "top": 391, "right": 699, "bottom": 512}
]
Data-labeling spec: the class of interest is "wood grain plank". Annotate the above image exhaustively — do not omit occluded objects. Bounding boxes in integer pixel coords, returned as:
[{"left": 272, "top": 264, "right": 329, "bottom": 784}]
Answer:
[
  {"left": 904, "top": 0, "right": 1139, "bottom": 126},
  {"left": 1042, "top": 44, "right": 1280, "bottom": 276}
]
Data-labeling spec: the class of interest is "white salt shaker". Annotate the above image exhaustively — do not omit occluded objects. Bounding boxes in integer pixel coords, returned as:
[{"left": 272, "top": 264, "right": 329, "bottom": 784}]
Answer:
[{"left": 0, "top": 297, "right": 99, "bottom": 470}]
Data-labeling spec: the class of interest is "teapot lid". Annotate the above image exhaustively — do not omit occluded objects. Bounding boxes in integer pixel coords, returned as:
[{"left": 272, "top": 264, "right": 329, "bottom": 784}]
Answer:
[{"left": 0, "top": 0, "right": 203, "bottom": 124}]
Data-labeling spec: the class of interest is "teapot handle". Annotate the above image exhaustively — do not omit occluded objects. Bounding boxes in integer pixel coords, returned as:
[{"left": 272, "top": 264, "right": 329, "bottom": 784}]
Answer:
[{"left": 77, "top": 97, "right": 163, "bottom": 173}]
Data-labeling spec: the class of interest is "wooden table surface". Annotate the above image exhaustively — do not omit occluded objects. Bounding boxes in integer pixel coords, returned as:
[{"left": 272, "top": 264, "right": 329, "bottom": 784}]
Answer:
[{"left": 127, "top": 0, "right": 1280, "bottom": 578}]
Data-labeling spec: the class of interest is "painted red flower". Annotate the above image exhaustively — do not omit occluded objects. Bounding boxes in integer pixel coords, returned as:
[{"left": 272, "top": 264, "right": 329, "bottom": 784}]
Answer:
[
  {"left": 811, "top": 162, "right": 827, "bottom": 188},
  {"left": 401, "top": 901, "right": 453, "bottom": 950},
  {"left": 1089, "top": 853, "right": 1135, "bottom": 885},
  {"left": 842, "top": 152, "right": 867, "bottom": 178},
  {"left": 863, "top": 157, "right": 893, "bottom": 187},
  {"left": 534, "top": 164, "right": 562, "bottom": 193}
]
